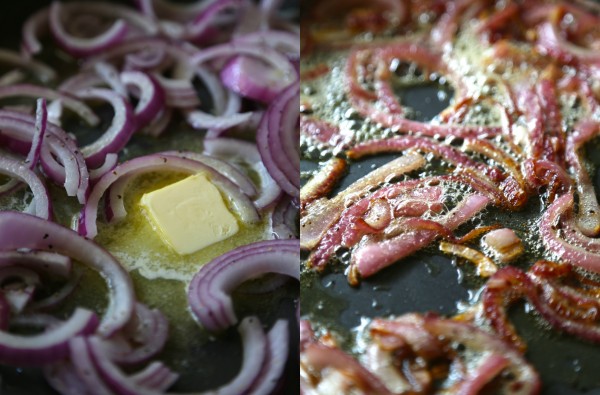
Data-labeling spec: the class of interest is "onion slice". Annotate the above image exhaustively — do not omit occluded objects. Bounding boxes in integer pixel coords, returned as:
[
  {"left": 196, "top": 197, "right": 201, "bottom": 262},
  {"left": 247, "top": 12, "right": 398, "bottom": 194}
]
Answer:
[
  {"left": 188, "top": 239, "right": 299, "bottom": 331},
  {"left": 0, "top": 212, "right": 134, "bottom": 336}
]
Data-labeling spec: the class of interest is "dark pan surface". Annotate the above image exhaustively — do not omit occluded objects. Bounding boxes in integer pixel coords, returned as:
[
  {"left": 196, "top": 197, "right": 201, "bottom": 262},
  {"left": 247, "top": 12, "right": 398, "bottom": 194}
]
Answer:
[{"left": 300, "top": 80, "right": 600, "bottom": 394}]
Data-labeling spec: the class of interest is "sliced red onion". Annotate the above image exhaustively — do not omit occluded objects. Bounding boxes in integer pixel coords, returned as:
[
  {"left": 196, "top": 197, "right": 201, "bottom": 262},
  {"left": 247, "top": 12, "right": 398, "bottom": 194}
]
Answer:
[
  {"left": 141, "top": 107, "right": 172, "bottom": 137},
  {"left": 120, "top": 71, "right": 165, "bottom": 129},
  {"left": 185, "top": 109, "right": 254, "bottom": 131},
  {"left": 0, "top": 250, "right": 71, "bottom": 277},
  {"left": 95, "top": 62, "right": 128, "bottom": 97},
  {"left": 234, "top": 31, "right": 300, "bottom": 60},
  {"left": 21, "top": 7, "right": 49, "bottom": 57},
  {"left": 204, "top": 138, "right": 282, "bottom": 210},
  {"left": 24, "top": 98, "right": 48, "bottom": 170},
  {"left": 49, "top": 2, "right": 158, "bottom": 58},
  {"left": 301, "top": 152, "right": 425, "bottom": 250},
  {"left": 76, "top": 88, "right": 136, "bottom": 169},
  {"left": 0, "top": 110, "right": 90, "bottom": 203},
  {"left": 69, "top": 336, "right": 115, "bottom": 394},
  {"left": 566, "top": 120, "right": 600, "bottom": 237},
  {"left": 90, "top": 153, "right": 119, "bottom": 182},
  {"left": 0, "top": 308, "right": 97, "bottom": 366},
  {"left": 0, "top": 156, "right": 52, "bottom": 220},
  {"left": 185, "top": 0, "right": 242, "bottom": 41},
  {"left": 81, "top": 153, "right": 259, "bottom": 239},
  {"left": 221, "top": 55, "right": 296, "bottom": 103},
  {"left": 301, "top": 341, "right": 394, "bottom": 395},
  {"left": 352, "top": 194, "right": 490, "bottom": 279},
  {"left": 111, "top": 303, "right": 169, "bottom": 366},
  {"left": 0, "top": 48, "right": 56, "bottom": 83},
  {"left": 0, "top": 212, "right": 134, "bottom": 336},
  {"left": 45, "top": 359, "right": 98, "bottom": 395},
  {"left": 124, "top": 46, "right": 166, "bottom": 71},
  {"left": 257, "top": 81, "right": 299, "bottom": 198},
  {"left": 270, "top": 195, "right": 298, "bottom": 239},
  {"left": 540, "top": 193, "right": 600, "bottom": 273},
  {"left": 0, "top": 266, "right": 40, "bottom": 313},
  {"left": 247, "top": 319, "right": 289, "bottom": 395},
  {"left": 188, "top": 239, "right": 299, "bottom": 331},
  {"left": 0, "top": 84, "right": 99, "bottom": 126},
  {"left": 191, "top": 42, "right": 297, "bottom": 82},
  {"left": 158, "top": 151, "right": 256, "bottom": 197},
  {"left": 423, "top": 317, "right": 540, "bottom": 394},
  {"left": 203, "top": 316, "right": 267, "bottom": 395},
  {"left": 130, "top": 361, "right": 179, "bottom": 391}
]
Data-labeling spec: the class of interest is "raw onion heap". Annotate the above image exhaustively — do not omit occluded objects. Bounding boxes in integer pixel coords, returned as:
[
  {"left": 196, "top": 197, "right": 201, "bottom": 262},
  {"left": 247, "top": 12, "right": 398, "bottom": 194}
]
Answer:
[
  {"left": 301, "top": 0, "right": 600, "bottom": 393},
  {"left": 0, "top": 0, "right": 299, "bottom": 394}
]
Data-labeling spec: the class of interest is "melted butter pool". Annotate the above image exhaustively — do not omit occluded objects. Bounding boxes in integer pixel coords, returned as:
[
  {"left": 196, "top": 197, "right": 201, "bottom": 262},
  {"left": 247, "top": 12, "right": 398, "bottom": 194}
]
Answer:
[{"left": 95, "top": 171, "right": 270, "bottom": 282}]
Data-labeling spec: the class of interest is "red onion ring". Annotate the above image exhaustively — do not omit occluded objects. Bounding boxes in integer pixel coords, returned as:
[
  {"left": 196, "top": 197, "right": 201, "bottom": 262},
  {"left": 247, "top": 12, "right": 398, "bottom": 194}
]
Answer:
[
  {"left": 0, "top": 84, "right": 99, "bottom": 126},
  {"left": 203, "top": 137, "right": 283, "bottom": 210},
  {"left": 0, "top": 308, "right": 98, "bottom": 367},
  {"left": 0, "top": 156, "right": 52, "bottom": 220},
  {"left": 0, "top": 48, "right": 56, "bottom": 83},
  {"left": 541, "top": 192, "right": 600, "bottom": 273},
  {"left": 257, "top": 81, "right": 299, "bottom": 198},
  {"left": 76, "top": 88, "right": 136, "bottom": 169},
  {"left": 0, "top": 212, "right": 134, "bottom": 336},
  {"left": 188, "top": 239, "right": 299, "bottom": 331}
]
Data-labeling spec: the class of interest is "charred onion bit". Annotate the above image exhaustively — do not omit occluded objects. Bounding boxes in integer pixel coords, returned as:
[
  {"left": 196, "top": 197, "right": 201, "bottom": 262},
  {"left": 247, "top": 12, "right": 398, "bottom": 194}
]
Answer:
[{"left": 301, "top": 314, "right": 540, "bottom": 394}]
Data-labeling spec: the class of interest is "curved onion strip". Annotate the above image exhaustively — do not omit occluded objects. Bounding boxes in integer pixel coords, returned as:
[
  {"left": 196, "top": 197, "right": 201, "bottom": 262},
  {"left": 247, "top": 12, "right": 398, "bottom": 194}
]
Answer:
[
  {"left": 221, "top": 55, "right": 297, "bottom": 103},
  {"left": 439, "top": 241, "right": 498, "bottom": 277},
  {"left": 76, "top": 88, "right": 136, "bottom": 168},
  {"left": 44, "top": 360, "right": 91, "bottom": 395},
  {"left": 246, "top": 319, "right": 289, "bottom": 395},
  {"left": 301, "top": 152, "right": 425, "bottom": 250},
  {"left": 257, "top": 81, "right": 299, "bottom": 198},
  {"left": 120, "top": 71, "right": 166, "bottom": 129},
  {"left": 188, "top": 239, "right": 299, "bottom": 331},
  {"left": 0, "top": 212, "right": 134, "bottom": 336},
  {"left": 0, "top": 308, "right": 97, "bottom": 367},
  {"left": 185, "top": 0, "right": 242, "bottom": 40},
  {"left": 0, "top": 111, "right": 88, "bottom": 203},
  {"left": 21, "top": 7, "right": 49, "bottom": 57},
  {"left": 158, "top": 151, "right": 256, "bottom": 197},
  {"left": 80, "top": 154, "right": 259, "bottom": 239},
  {"left": 351, "top": 194, "right": 490, "bottom": 281},
  {"left": 234, "top": 31, "right": 300, "bottom": 58},
  {"left": 0, "top": 250, "right": 71, "bottom": 277},
  {"left": 566, "top": 120, "right": 600, "bottom": 236},
  {"left": 0, "top": 84, "right": 99, "bottom": 126},
  {"left": 111, "top": 303, "right": 169, "bottom": 366},
  {"left": 130, "top": 361, "right": 179, "bottom": 392},
  {"left": 301, "top": 341, "right": 394, "bottom": 395},
  {"left": 25, "top": 98, "right": 48, "bottom": 170},
  {"left": 541, "top": 192, "right": 600, "bottom": 273},
  {"left": 0, "top": 48, "right": 56, "bottom": 83},
  {"left": 0, "top": 156, "right": 51, "bottom": 220},
  {"left": 203, "top": 138, "right": 282, "bottom": 210},
  {"left": 90, "top": 153, "right": 119, "bottom": 182},
  {"left": 49, "top": 2, "right": 158, "bottom": 58},
  {"left": 424, "top": 317, "right": 540, "bottom": 395},
  {"left": 69, "top": 336, "right": 115, "bottom": 394}
]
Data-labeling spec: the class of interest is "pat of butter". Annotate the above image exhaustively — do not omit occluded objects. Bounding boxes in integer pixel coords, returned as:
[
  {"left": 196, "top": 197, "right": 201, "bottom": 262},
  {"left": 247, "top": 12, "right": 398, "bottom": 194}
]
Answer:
[{"left": 140, "top": 173, "right": 239, "bottom": 255}]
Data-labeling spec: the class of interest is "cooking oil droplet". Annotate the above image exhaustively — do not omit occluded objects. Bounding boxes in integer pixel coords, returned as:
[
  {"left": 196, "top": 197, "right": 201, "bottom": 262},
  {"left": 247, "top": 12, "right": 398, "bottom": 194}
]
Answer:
[{"left": 571, "top": 358, "right": 582, "bottom": 373}]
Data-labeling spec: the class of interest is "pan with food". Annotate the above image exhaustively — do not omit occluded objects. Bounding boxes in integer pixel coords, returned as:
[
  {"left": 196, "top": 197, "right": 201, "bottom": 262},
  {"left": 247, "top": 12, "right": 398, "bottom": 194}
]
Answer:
[
  {"left": 300, "top": 0, "right": 600, "bottom": 394},
  {"left": 0, "top": 0, "right": 299, "bottom": 394}
]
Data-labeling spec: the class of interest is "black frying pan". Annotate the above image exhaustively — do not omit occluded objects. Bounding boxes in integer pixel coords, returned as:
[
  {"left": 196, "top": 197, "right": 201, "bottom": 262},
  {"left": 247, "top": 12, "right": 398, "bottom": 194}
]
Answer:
[{"left": 300, "top": 77, "right": 600, "bottom": 394}]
